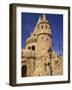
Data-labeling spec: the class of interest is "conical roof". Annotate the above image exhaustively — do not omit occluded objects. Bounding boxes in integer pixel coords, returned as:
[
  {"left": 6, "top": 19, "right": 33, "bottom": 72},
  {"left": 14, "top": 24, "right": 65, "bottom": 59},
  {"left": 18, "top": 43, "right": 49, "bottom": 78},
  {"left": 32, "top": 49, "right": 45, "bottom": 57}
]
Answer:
[{"left": 33, "top": 14, "right": 52, "bottom": 36}]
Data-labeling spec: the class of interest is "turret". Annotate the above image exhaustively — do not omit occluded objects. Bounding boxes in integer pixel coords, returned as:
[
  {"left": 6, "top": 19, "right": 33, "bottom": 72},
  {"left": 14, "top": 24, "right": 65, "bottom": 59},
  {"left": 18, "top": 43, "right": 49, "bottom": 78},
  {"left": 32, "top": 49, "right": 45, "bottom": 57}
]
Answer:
[{"left": 35, "top": 14, "right": 52, "bottom": 56}]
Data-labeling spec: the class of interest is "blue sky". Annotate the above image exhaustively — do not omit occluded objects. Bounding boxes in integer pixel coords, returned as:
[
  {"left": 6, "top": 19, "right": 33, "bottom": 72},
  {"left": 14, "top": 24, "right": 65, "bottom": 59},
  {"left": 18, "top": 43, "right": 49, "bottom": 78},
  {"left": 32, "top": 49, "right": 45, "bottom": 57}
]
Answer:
[{"left": 21, "top": 12, "right": 63, "bottom": 55}]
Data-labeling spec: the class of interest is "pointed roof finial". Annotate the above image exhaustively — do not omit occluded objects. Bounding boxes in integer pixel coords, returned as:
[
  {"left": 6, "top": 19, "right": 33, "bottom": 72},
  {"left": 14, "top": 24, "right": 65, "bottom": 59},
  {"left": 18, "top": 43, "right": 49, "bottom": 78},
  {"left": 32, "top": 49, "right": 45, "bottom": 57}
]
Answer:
[{"left": 42, "top": 14, "right": 46, "bottom": 20}]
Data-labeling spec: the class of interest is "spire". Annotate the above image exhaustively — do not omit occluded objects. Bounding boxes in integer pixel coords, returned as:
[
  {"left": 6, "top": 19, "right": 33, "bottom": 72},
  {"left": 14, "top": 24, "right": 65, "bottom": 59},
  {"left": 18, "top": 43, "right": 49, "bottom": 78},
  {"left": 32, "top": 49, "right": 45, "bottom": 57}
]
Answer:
[
  {"left": 37, "top": 16, "right": 41, "bottom": 25},
  {"left": 42, "top": 14, "right": 46, "bottom": 20},
  {"left": 36, "top": 14, "right": 46, "bottom": 25},
  {"left": 33, "top": 14, "right": 51, "bottom": 36}
]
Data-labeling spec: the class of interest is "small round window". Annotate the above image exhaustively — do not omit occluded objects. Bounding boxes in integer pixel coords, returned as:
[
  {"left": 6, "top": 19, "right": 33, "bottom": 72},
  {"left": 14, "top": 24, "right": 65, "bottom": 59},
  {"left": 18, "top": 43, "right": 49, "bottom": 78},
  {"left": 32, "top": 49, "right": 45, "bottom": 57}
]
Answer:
[
  {"left": 34, "top": 34, "right": 35, "bottom": 36},
  {"left": 28, "top": 46, "right": 30, "bottom": 49}
]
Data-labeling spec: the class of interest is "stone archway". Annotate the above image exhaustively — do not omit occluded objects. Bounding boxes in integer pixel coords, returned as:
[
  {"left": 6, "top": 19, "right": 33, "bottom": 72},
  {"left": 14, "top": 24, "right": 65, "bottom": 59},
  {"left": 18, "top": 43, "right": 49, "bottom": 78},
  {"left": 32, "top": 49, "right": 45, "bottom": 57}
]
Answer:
[{"left": 22, "top": 65, "right": 27, "bottom": 77}]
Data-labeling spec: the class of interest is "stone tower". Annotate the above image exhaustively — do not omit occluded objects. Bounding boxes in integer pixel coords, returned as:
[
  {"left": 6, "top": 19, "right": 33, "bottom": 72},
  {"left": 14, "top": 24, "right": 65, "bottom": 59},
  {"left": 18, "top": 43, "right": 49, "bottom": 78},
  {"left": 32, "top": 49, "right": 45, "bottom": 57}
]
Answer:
[
  {"left": 21, "top": 14, "right": 63, "bottom": 77},
  {"left": 35, "top": 14, "right": 52, "bottom": 56}
]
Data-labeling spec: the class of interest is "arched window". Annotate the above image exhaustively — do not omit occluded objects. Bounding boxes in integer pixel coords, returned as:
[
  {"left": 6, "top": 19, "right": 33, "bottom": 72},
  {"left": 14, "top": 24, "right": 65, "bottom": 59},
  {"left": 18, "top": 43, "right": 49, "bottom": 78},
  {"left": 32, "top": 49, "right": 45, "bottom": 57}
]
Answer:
[
  {"left": 48, "top": 62, "right": 51, "bottom": 66},
  {"left": 21, "top": 65, "right": 27, "bottom": 77},
  {"left": 32, "top": 46, "right": 35, "bottom": 51},
  {"left": 46, "top": 25, "right": 47, "bottom": 29},
  {"left": 41, "top": 25, "right": 43, "bottom": 29}
]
